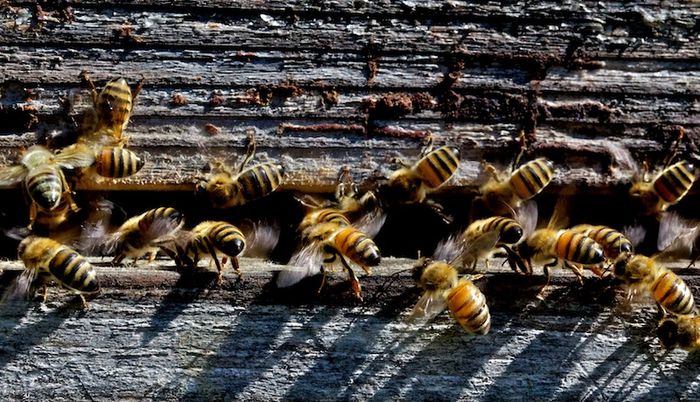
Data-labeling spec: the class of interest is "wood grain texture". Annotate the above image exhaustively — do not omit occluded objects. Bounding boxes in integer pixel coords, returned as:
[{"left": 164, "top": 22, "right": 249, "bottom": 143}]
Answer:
[
  {"left": 0, "top": 257, "right": 698, "bottom": 400},
  {"left": 0, "top": 1, "right": 698, "bottom": 192}
]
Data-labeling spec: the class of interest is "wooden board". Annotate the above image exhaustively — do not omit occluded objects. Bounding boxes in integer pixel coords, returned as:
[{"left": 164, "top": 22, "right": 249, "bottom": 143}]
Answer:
[{"left": 0, "top": 257, "right": 698, "bottom": 400}]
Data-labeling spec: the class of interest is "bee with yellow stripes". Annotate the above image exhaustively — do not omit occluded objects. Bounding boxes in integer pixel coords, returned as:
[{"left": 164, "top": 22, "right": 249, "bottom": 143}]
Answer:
[
  {"left": 93, "top": 146, "right": 145, "bottom": 178},
  {"left": 278, "top": 220, "right": 381, "bottom": 301},
  {"left": 614, "top": 254, "right": 696, "bottom": 316},
  {"left": 197, "top": 134, "right": 285, "bottom": 208},
  {"left": 80, "top": 71, "right": 143, "bottom": 146},
  {"left": 0, "top": 145, "right": 95, "bottom": 227},
  {"left": 162, "top": 221, "right": 246, "bottom": 284},
  {"left": 568, "top": 224, "right": 633, "bottom": 276},
  {"left": 657, "top": 315, "right": 700, "bottom": 351},
  {"left": 378, "top": 136, "right": 460, "bottom": 218},
  {"left": 104, "top": 207, "right": 185, "bottom": 265},
  {"left": 478, "top": 157, "right": 555, "bottom": 216},
  {"left": 17, "top": 236, "right": 99, "bottom": 307},
  {"left": 630, "top": 160, "right": 696, "bottom": 216},
  {"left": 409, "top": 258, "right": 490, "bottom": 335}
]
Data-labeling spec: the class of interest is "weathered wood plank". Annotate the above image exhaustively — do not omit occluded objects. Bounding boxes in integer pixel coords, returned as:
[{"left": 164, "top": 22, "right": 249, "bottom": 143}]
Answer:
[{"left": 0, "top": 258, "right": 698, "bottom": 400}]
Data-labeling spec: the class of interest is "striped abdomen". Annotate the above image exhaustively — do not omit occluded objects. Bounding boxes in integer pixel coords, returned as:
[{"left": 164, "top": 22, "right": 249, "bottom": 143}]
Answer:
[
  {"left": 554, "top": 231, "right": 605, "bottom": 265},
  {"left": 138, "top": 207, "right": 184, "bottom": 233},
  {"left": 570, "top": 224, "right": 632, "bottom": 258},
  {"left": 414, "top": 146, "right": 460, "bottom": 189},
  {"left": 508, "top": 158, "right": 554, "bottom": 200},
  {"left": 192, "top": 221, "right": 246, "bottom": 257},
  {"left": 96, "top": 78, "right": 133, "bottom": 132},
  {"left": 95, "top": 147, "right": 144, "bottom": 178},
  {"left": 47, "top": 245, "right": 99, "bottom": 294},
  {"left": 653, "top": 161, "right": 695, "bottom": 205},
  {"left": 447, "top": 279, "right": 490, "bottom": 335},
  {"left": 333, "top": 227, "right": 381, "bottom": 268},
  {"left": 26, "top": 165, "right": 64, "bottom": 210},
  {"left": 652, "top": 268, "right": 696, "bottom": 315},
  {"left": 235, "top": 162, "right": 285, "bottom": 204},
  {"left": 468, "top": 216, "right": 524, "bottom": 245},
  {"left": 300, "top": 208, "right": 350, "bottom": 234}
]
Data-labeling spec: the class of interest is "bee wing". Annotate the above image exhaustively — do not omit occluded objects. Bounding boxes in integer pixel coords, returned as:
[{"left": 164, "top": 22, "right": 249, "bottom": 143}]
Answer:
[
  {"left": 515, "top": 200, "right": 538, "bottom": 238},
  {"left": 461, "top": 231, "right": 501, "bottom": 261},
  {"left": 77, "top": 198, "right": 121, "bottom": 254},
  {"left": 433, "top": 234, "right": 464, "bottom": 262},
  {"left": 604, "top": 141, "right": 639, "bottom": 175},
  {"left": 623, "top": 224, "right": 646, "bottom": 249},
  {"left": 143, "top": 217, "right": 184, "bottom": 244},
  {"left": 407, "top": 290, "right": 448, "bottom": 323},
  {"left": 351, "top": 208, "right": 387, "bottom": 239},
  {"left": 656, "top": 212, "right": 698, "bottom": 258},
  {"left": 54, "top": 144, "right": 96, "bottom": 168},
  {"left": 240, "top": 220, "right": 281, "bottom": 259},
  {"left": 276, "top": 243, "right": 324, "bottom": 288},
  {"left": 0, "top": 165, "right": 28, "bottom": 185},
  {"left": 1, "top": 269, "right": 39, "bottom": 303}
]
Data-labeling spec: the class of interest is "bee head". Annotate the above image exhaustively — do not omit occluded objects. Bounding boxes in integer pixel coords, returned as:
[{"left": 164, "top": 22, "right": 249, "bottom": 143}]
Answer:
[
  {"left": 500, "top": 224, "right": 524, "bottom": 244},
  {"left": 657, "top": 319, "right": 680, "bottom": 349},
  {"left": 220, "top": 238, "right": 245, "bottom": 257},
  {"left": 411, "top": 257, "right": 432, "bottom": 283}
]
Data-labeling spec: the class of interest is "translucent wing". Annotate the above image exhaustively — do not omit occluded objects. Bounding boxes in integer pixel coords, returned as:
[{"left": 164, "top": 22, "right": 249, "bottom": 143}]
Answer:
[
  {"left": 623, "top": 224, "right": 647, "bottom": 249},
  {"left": 276, "top": 242, "right": 324, "bottom": 288},
  {"left": 0, "top": 165, "right": 28, "bottom": 185},
  {"left": 515, "top": 200, "right": 538, "bottom": 238},
  {"left": 54, "top": 144, "right": 96, "bottom": 169},
  {"left": 351, "top": 208, "right": 387, "bottom": 239},
  {"left": 604, "top": 141, "right": 639, "bottom": 175},
  {"left": 241, "top": 221, "right": 281, "bottom": 259},
  {"left": 433, "top": 234, "right": 464, "bottom": 262},
  {"left": 407, "top": 290, "right": 448, "bottom": 323},
  {"left": 657, "top": 212, "right": 697, "bottom": 251},
  {"left": 461, "top": 231, "right": 502, "bottom": 264},
  {"left": 1, "top": 269, "right": 38, "bottom": 303}
]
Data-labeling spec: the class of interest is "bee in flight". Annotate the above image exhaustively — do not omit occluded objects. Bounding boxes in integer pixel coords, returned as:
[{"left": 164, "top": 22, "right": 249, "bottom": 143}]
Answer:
[
  {"left": 657, "top": 315, "right": 700, "bottom": 351},
  {"left": 98, "top": 206, "right": 185, "bottom": 265},
  {"left": 278, "top": 220, "right": 380, "bottom": 301},
  {"left": 197, "top": 133, "right": 285, "bottom": 208},
  {"left": 409, "top": 258, "right": 491, "bottom": 335},
  {"left": 16, "top": 236, "right": 99, "bottom": 308},
  {"left": 79, "top": 71, "right": 143, "bottom": 146},
  {"left": 0, "top": 145, "right": 95, "bottom": 227},
  {"left": 614, "top": 254, "right": 696, "bottom": 316},
  {"left": 377, "top": 134, "right": 460, "bottom": 220},
  {"left": 161, "top": 221, "right": 246, "bottom": 284}
]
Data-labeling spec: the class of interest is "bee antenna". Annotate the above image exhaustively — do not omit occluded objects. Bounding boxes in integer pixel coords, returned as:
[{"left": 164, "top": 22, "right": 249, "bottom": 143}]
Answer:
[
  {"left": 662, "top": 127, "right": 685, "bottom": 169},
  {"left": 512, "top": 129, "right": 528, "bottom": 170}
]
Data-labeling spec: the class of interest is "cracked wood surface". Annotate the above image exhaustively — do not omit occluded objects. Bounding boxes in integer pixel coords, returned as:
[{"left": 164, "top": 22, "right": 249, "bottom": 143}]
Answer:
[
  {"left": 0, "top": 257, "right": 698, "bottom": 400},
  {"left": 0, "top": 1, "right": 698, "bottom": 192}
]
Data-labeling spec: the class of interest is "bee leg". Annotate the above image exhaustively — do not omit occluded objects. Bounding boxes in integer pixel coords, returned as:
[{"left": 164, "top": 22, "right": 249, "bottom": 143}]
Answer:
[
  {"left": 317, "top": 266, "right": 327, "bottom": 295},
  {"left": 511, "top": 129, "right": 528, "bottom": 170},
  {"left": 338, "top": 254, "right": 363, "bottom": 301},
  {"left": 483, "top": 163, "right": 501, "bottom": 182},
  {"left": 28, "top": 202, "right": 38, "bottom": 229},
  {"left": 538, "top": 258, "right": 558, "bottom": 300},
  {"left": 484, "top": 259, "right": 490, "bottom": 272},
  {"left": 79, "top": 294, "right": 89, "bottom": 309},
  {"left": 230, "top": 256, "right": 242, "bottom": 281},
  {"left": 418, "top": 132, "right": 434, "bottom": 158},
  {"left": 148, "top": 250, "right": 158, "bottom": 263},
  {"left": 203, "top": 237, "right": 224, "bottom": 285},
  {"left": 112, "top": 253, "right": 126, "bottom": 266},
  {"left": 79, "top": 70, "right": 98, "bottom": 106},
  {"left": 686, "top": 254, "right": 698, "bottom": 269},
  {"left": 565, "top": 262, "right": 585, "bottom": 285},
  {"left": 41, "top": 284, "right": 49, "bottom": 303},
  {"left": 237, "top": 131, "right": 257, "bottom": 174}
]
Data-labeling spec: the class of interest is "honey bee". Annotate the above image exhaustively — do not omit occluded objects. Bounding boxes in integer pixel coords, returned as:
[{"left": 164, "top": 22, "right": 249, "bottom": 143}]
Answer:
[
  {"left": 409, "top": 258, "right": 490, "bottom": 335},
  {"left": 162, "top": 221, "right": 246, "bottom": 284},
  {"left": 17, "top": 236, "right": 99, "bottom": 307},
  {"left": 79, "top": 71, "right": 143, "bottom": 146},
  {"left": 0, "top": 145, "right": 95, "bottom": 224},
  {"left": 278, "top": 222, "right": 381, "bottom": 301},
  {"left": 657, "top": 315, "right": 700, "bottom": 351},
  {"left": 31, "top": 196, "right": 81, "bottom": 232},
  {"left": 509, "top": 200, "right": 605, "bottom": 283},
  {"left": 614, "top": 254, "right": 696, "bottom": 316},
  {"left": 378, "top": 135, "right": 460, "bottom": 216},
  {"left": 92, "top": 146, "right": 145, "bottom": 178},
  {"left": 335, "top": 167, "right": 386, "bottom": 238},
  {"left": 197, "top": 134, "right": 285, "bottom": 208},
  {"left": 104, "top": 207, "right": 185, "bottom": 265},
  {"left": 477, "top": 157, "right": 555, "bottom": 216},
  {"left": 434, "top": 217, "right": 524, "bottom": 272},
  {"left": 630, "top": 160, "right": 696, "bottom": 216},
  {"left": 569, "top": 224, "right": 633, "bottom": 276}
]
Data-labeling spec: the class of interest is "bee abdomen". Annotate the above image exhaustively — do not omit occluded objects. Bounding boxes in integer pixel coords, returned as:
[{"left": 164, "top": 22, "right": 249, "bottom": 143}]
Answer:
[
  {"left": 587, "top": 226, "right": 633, "bottom": 257},
  {"left": 653, "top": 161, "right": 695, "bottom": 204},
  {"left": 97, "top": 79, "right": 133, "bottom": 128},
  {"left": 334, "top": 227, "right": 381, "bottom": 267},
  {"left": 95, "top": 147, "right": 144, "bottom": 178},
  {"left": 447, "top": 279, "right": 490, "bottom": 335},
  {"left": 508, "top": 158, "right": 554, "bottom": 200},
  {"left": 138, "top": 207, "right": 183, "bottom": 232},
  {"left": 415, "top": 146, "right": 460, "bottom": 189},
  {"left": 26, "top": 166, "right": 63, "bottom": 210},
  {"left": 555, "top": 231, "right": 605, "bottom": 265},
  {"left": 48, "top": 247, "right": 99, "bottom": 294},
  {"left": 237, "top": 163, "right": 285, "bottom": 203},
  {"left": 210, "top": 222, "right": 246, "bottom": 256},
  {"left": 653, "top": 269, "right": 696, "bottom": 315}
]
